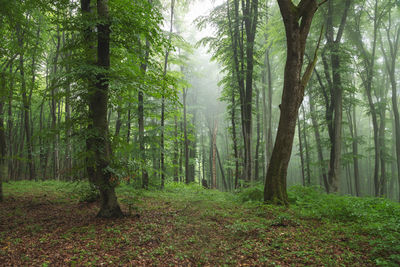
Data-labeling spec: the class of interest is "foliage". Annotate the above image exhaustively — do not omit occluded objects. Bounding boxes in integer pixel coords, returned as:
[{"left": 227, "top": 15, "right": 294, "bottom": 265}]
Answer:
[
  {"left": 289, "top": 185, "right": 400, "bottom": 266},
  {"left": 236, "top": 184, "right": 264, "bottom": 203},
  {"left": 72, "top": 182, "right": 100, "bottom": 203}
]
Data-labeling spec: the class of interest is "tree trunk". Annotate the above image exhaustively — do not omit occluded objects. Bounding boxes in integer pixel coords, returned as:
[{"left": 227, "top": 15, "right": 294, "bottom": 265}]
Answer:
[
  {"left": 51, "top": 26, "right": 61, "bottom": 180},
  {"left": 264, "top": 0, "right": 319, "bottom": 205},
  {"left": 302, "top": 104, "right": 311, "bottom": 185},
  {"left": 254, "top": 85, "right": 261, "bottom": 182},
  {"left": 309, "top": 93, "right": 329, "bottom": 191},
  {"left": 379, "top": 106, "right": 386, "bottom": 196},
  {"left": 160, "top": 0, "right": 175, "bottom": 189},
  {"left": 0, "top": 72, "right": 7, "bottom": 201},
  {"left": 183, "top": 88, "right": 190, "bottom": 184},
  {"left": 380, "top": 13, "right": 400, "bottom": 200},
  {"left": 324, "top": 0, "right": 351, "bottom": 193},
  {"left": 216, "top": 146, "right": 228, "bottom": 190},
  {"left": 139, "top": 38, "right": 150, "bottom": 189},
  {"left": 346, "top": 102, "right": 360, "bottom": 196},
  {"left": 82, "top": 0, "right": 122, "bottom": 218},
  {"left": 7, "top": 64, "right": 14, "bottom": 180},
  {"left": 297, "top": 116, "right": 306, "bottom": 186},
  {"left": 126, "top": 104, "right": 131, "bottom": 144},
  {"left": 16, "top": 24, "right": 35, "bottom": 181},
  {"left": 173, "top": 113, "right": 179, "bottom": 182},
  {"left": 212, "top": 119, "right": 218, "bottom": 189}
]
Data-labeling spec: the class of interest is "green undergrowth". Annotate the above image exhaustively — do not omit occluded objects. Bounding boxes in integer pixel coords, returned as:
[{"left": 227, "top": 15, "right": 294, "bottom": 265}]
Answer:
[
  {"left": 236, "top": 184, "right": 400, "bottom": 266},
  {"left": 2, "top": 180, "right": 400, "bottom": 266}
]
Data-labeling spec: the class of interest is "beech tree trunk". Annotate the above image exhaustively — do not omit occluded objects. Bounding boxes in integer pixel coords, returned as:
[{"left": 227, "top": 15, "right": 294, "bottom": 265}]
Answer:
[
  {"left": 323, "top": 0, "right": 351, "bottom": 193},
  {"left": 212, "top": 120, "right": 218, "bottom": 189},
  {"left": 216, "top": 146, "right": 228, "bottom": 190},
  {"left": 16, "top": 24, "right": 35, "bottom": 181},
  {"left": 346, "top": 102, "right": 360, "bottom": 196},
  {"left": 380, "top": 12, "right": 400, "bottom": 200},
  {"left": 183, "top": 88, "right": 190, "bottom": 184},
  {"left": 309, "top": 93, "right": 329, "bottom": 191},
  {"left": 82, "top": 0, "right": 122, "bottom": 218},
  {"left": 297, "top": 116, "right": 306, "bottom": 186},
  {"left": 0, "top": 71, "right": 7, "bottom": 201},
  {"left": 302, "top": 105, "right": 311, "bottom": 185},
  {"left": 160, "top": 0, "right": 175, "bottom": 189},
  {"left": 51, "top": 26, "right": 61, "bottom": 180},
  {"left": 255, "top": 85, "right": 261, "bottom": 182},
  {"left": 264, "top": 0, "right": 319, "bottom": 205},
  {"left": 139, "top": 38, "right": 150, "bottom": 189}
]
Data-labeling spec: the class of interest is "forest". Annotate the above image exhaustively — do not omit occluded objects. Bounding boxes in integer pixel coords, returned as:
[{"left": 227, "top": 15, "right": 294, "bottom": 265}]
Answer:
[{"left": 1, "top": 0, "right": 400, "bottom": 265}]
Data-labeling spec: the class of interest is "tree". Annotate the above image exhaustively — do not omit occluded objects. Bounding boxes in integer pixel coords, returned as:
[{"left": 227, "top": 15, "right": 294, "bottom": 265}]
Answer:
[
  {"left": 264, "top": 0, "right": 321, "bottom": 205},
  {"left": 322, "top": 0, "right": 351, "bottom": 193},
  {"left": 82, "top": 0, "right": 122, "bottom": 218},
  {"left": 380, "top": 3, "right": 400, "bottom": 200}
]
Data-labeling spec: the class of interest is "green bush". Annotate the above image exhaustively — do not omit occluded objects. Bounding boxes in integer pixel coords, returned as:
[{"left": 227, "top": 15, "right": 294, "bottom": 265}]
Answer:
[
  {"left": 236, "top": 185, "right": 264, "bottom": 203},
  {"left": 74, "top": 183, "right": 99, "bottom": 203}
]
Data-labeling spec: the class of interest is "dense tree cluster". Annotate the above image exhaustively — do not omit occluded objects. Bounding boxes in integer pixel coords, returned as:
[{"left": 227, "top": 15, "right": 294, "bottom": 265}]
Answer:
[{"left": 1, "top": 0, "right": 400, "bottom": 216}]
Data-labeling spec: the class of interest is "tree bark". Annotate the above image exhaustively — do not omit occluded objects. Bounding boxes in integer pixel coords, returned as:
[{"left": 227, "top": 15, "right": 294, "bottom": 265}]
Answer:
[
  {"left": 160, "top": 0, "right": 175, "bottom": 189},
  {"left": 324, "top": 0, "right": 351, "bottom": 193},
  {"left": 264, "top": 0, "right": 319, "bottom": 205},
  {"left": 16, "top": 24, "right": 35, "bottom": 181},
  {"left": 0, "top": 72, "right": 7, "bottom": 201},
  {"left": 216, "top": 146, "right": 228, "bottom": 190},
  {"left": 346, "top": 102, "right": 360, "bottom": 196},
  {"left": 297, "top": 116, "right": 306, "bottom": 186},
  {"left": 82, "top": 0, "right": 122, "bottom": 218},
  {"left": 51, "top": 26, "right": 61, "bottom": 180},
  {"left": 309, "top": 93, "right": 329, "bottom": 191},
  {"left": 255, "top": 85, "right": 261, "bottom": 182},
  {"left": 301, "top": 104, "right": 311, "bottom": 185},
  {"left": 212, "top": 119, "right": 218, "bottom": 189},
  {"left": 183, "top": 88, "right": 190, "bottom": 184},
  {"left": 139, "top": 38, "right": 150, "bottom": 189},
  {"left": 227, "top": 0, "right": 258, "bottom": 183},
  {"left": 380, "top": 11, "right": 400, "bottom": 200}
]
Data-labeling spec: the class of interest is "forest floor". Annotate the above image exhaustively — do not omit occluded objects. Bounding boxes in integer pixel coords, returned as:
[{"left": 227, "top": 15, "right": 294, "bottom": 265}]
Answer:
[{"left": 0, "top": 181, "right": 399, "bottom": 266}]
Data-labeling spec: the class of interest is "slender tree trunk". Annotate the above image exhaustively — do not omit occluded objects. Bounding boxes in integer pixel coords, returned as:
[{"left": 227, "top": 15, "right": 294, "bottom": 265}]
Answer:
[
  {"left": 51, "top": 26, "right": 61, "bottom": 180},
  {"left": 212, "top": 119, "right": 218, "bottom": 189},
  {"left": 324, "top": 0, "right": 351, "bottom": 193},
  {"left": 126, "top": 104, "right": 131, "bottom": 143},
  {"left": 255, "top": 85, "right": 261, "bottom": 182},
  {"left": 160, "top": 0, "right": 175, "bottom": 189},
  {"left": 379, "top": 106, "right": 386, "bottom": 196},
  {"left": 231, "top": 83, "right": 239, "bottom": 188},
  {"left": 63, "top": 33, "right": 72, "bottom": 180},
  {"left": 302, "top": 104, "right": 311, "bottom": 185},
  {"left": 216, "top": 146, "right": 228, "bottom": 190},
  {"left": 16, "top": 24, "right": 35, "bottom": 181},
  {"left": 7, "top": 64, "right": 14, "bottom": 180},
  {"left": 346, "top": 103, "right": 361, "bottom": 196},
  {"left": 183, "top": 88, "right": 190, "bottom": 184},
  {"left": 309, "top": 93, "right": 329, "bottom": 191},
  {"left": 380, "top": 14, "right": 400, "bottom": 201},
  {"left": 173, "top": 114, "right": 179, "bottom": 182},
  {"left": 139, "top": 39, "right": 150, "bottom": 189},
  {"left": 0, "top": 72, "right": 7, "bottom": 201},
  {"left": 189, "top": 112, "right": 197, "bottom": 182},
  {"left": 297, "top": 116, "right": 305, "bottom": 186}
]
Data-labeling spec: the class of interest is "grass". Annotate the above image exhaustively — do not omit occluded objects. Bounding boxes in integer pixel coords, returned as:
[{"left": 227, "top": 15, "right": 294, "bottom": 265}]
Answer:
[{"left": 0, "top": 180, "right": 399, "bottom": 266}]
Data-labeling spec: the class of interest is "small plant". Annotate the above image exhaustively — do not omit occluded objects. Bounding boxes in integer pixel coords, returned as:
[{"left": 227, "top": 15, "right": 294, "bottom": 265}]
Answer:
[
  {"left": 236, "top": 184, "right": 264, "bottom": 203},
  {"left": 75, "top": 183, "right": 99, "bottom": 203}
]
